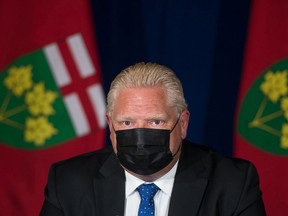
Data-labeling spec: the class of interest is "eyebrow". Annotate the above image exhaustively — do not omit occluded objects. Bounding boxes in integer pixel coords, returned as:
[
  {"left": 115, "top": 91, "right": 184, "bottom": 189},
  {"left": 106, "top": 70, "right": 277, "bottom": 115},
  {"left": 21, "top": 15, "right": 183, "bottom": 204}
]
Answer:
[
  {"left": 114, "top": 114, "right": 169, "bottom": 121},
  {"left": 144, "top": 115, "right": 168, "bottom": 120},
  {"left": 113, "top": 116, "right": 133, "bottom": 121}
]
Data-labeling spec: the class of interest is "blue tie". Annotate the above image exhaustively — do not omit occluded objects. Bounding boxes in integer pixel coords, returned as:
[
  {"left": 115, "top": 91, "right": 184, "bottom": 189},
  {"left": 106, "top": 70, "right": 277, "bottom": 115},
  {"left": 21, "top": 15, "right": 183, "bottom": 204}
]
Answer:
[{"left": 137, "top": 183, "right": 159, "bottom": 216}]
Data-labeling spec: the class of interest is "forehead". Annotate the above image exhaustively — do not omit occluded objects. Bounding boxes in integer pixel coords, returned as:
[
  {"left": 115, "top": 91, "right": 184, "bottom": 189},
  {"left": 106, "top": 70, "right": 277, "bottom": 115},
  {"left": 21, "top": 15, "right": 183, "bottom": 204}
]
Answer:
[{"left": 112, "top": 87, "right": 175, "bottom": 118}]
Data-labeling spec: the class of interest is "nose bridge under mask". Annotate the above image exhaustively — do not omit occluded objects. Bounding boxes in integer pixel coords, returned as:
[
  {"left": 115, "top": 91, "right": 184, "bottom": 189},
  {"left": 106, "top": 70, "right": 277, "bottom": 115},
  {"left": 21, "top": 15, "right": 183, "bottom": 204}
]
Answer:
[{"left": 116, "top": 128, "right": 170, "bottom": 150}]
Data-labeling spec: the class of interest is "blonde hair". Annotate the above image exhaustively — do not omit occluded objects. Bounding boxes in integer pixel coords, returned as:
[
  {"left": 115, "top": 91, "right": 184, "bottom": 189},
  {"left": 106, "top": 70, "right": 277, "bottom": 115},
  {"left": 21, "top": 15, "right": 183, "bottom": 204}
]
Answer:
[{"left": 106, "top": 62, "right": 187, "bottom": 116}]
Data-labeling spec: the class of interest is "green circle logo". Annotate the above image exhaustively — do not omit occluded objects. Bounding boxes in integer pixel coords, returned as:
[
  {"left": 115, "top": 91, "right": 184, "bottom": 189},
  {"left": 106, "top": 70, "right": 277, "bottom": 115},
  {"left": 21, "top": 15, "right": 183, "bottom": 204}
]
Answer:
[{"left": 238, "top": 58, "right": 288, "bottom": 156}]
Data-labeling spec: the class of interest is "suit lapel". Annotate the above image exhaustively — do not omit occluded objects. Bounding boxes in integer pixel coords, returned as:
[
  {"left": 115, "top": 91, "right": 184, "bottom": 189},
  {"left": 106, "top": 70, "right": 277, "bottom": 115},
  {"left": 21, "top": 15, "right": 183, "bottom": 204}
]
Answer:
[
  {"left": 168, "top": 141, "right": 211, "bottom": 216},
  {"left": 93, "top": 153, "right": 126, "bottom": 216},
  {"left": 168, "top": 176, "right": 208, "bottom": 216}
]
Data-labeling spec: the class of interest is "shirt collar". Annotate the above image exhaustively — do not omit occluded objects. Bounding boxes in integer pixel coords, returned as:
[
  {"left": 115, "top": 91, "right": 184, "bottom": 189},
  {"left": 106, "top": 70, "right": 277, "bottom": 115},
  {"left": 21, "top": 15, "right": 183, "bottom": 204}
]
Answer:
[{"left": 125, "top": 160, "right": 179, "bottom": 197}]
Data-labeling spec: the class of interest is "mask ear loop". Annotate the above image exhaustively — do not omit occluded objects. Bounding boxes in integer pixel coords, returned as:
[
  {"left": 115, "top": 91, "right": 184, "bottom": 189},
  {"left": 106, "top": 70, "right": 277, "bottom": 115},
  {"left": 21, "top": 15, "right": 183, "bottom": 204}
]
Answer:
[
  {"left": 170, "top": 114, "right": 182, "bottom": 157},
  {"left": 112, "top": 124, "right": 116, "bottom": 132},
  {"left": 172, "top": 144, "right": 182, "bottom": 157},
  {"left": 170, "top": 114, "right": 181, "bottom": 133}
]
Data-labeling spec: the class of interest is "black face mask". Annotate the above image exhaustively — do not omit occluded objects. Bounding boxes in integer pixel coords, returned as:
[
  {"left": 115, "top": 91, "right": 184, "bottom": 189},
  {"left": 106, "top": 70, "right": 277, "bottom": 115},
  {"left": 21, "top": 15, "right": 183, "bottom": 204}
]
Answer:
[{"left": 115, "top": 117, "right": 180, "bottom": 175}]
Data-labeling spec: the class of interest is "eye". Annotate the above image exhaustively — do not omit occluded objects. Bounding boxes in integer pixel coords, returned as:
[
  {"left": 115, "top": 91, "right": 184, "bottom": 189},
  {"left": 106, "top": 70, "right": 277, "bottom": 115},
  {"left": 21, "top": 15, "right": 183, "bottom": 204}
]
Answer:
[
  {"left": 120, "top": 121, "right": 132, "bottom": 127},
  {"left": 150, "top": 119, "right": 165, "bottom": 126},
  {"left": 153, "top": 120, "right": 162, "bottom": 125}
]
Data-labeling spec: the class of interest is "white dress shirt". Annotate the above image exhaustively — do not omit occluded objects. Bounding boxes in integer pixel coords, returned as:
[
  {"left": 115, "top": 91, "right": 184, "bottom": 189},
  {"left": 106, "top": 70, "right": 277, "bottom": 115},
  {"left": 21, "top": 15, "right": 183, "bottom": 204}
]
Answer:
[{"left": 124, "top": 161, "right": 179, "bottom": 216}]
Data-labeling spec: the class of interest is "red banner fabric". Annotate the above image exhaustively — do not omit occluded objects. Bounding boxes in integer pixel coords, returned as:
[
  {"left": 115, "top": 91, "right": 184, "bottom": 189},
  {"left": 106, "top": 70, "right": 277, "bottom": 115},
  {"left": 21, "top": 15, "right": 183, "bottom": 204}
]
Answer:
[
  {"left": 0, "top": 1, "right": 106, "bottom": 215},
  {"left": 235, "top": 0, "right": 288, "bottom": 215}
]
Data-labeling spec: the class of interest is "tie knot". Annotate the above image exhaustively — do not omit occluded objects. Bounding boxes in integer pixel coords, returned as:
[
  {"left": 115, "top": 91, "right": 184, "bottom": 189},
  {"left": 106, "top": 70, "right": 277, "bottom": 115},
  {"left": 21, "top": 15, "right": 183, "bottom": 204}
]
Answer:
[{"left": 137, "top": 183, "right": 159, "bottom": 200}]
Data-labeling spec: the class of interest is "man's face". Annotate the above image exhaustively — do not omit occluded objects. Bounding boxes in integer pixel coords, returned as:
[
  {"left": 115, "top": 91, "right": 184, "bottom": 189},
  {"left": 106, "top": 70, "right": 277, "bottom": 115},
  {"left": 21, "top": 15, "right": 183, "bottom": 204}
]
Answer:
[{"left": 106, "top": 86, "right": 190, "bottom": 179}]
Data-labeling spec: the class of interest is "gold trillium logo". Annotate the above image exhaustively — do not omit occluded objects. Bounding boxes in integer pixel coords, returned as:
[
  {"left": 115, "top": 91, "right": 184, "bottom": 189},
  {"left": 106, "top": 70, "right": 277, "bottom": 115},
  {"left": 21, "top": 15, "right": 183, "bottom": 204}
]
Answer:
[
  {"left": 238, "top": 58, "right": 288, "bottom": 155},
  {"left": 249, "top": 70, "right": 288, "bottom": 149},
  {"left": 0, "top": 65, "right": 58, "bottom": 146}
]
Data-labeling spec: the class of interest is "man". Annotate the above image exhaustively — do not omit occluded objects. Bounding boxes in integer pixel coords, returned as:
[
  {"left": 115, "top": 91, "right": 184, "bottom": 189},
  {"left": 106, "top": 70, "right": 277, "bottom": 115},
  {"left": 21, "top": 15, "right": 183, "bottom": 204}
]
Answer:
[{"left": 40, "top": 62, "right": 266, "bottom": 216}]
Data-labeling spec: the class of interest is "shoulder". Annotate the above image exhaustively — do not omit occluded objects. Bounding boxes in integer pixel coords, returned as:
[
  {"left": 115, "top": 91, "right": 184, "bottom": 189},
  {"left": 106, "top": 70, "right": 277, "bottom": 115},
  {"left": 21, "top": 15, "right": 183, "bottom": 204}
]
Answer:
[
  {"left": 177, "top": 141, "right": 265, "bottom": 214},
  {"left": 182, "top": 140, "right": 255, "bottom": 169},
  {"left": 180, "top": 140, "right": 259, "bottom": 184},
  {"left": 42, "top": 146, "right": 116, "bottom": 210},
  {"left": 50, "top": 146, "right": 114, "bottom": 180},
  {"left": 181, "top": 140, "right": 261, "bottom": 197}
]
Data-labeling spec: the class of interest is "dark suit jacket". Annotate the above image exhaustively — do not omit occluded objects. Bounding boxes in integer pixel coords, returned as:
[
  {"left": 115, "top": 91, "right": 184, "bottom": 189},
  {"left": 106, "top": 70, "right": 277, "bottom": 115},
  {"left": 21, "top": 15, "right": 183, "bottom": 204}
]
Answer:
[{"left": 39, "top": 140, "right": 266, "bottom": 216}]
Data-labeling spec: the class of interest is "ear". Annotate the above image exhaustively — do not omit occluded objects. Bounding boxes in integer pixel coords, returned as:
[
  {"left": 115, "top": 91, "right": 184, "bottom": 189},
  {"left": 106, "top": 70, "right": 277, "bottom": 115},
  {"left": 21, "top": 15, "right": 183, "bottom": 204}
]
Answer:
[
  {"left": 106, "top": 113, "right": 113, "bottom": 132},
  {"left": 180, "top": 110, "right": 190, "bottom": 139},
  {"left": 106, "top": 113, "right": 118, "bottom": 153}
]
